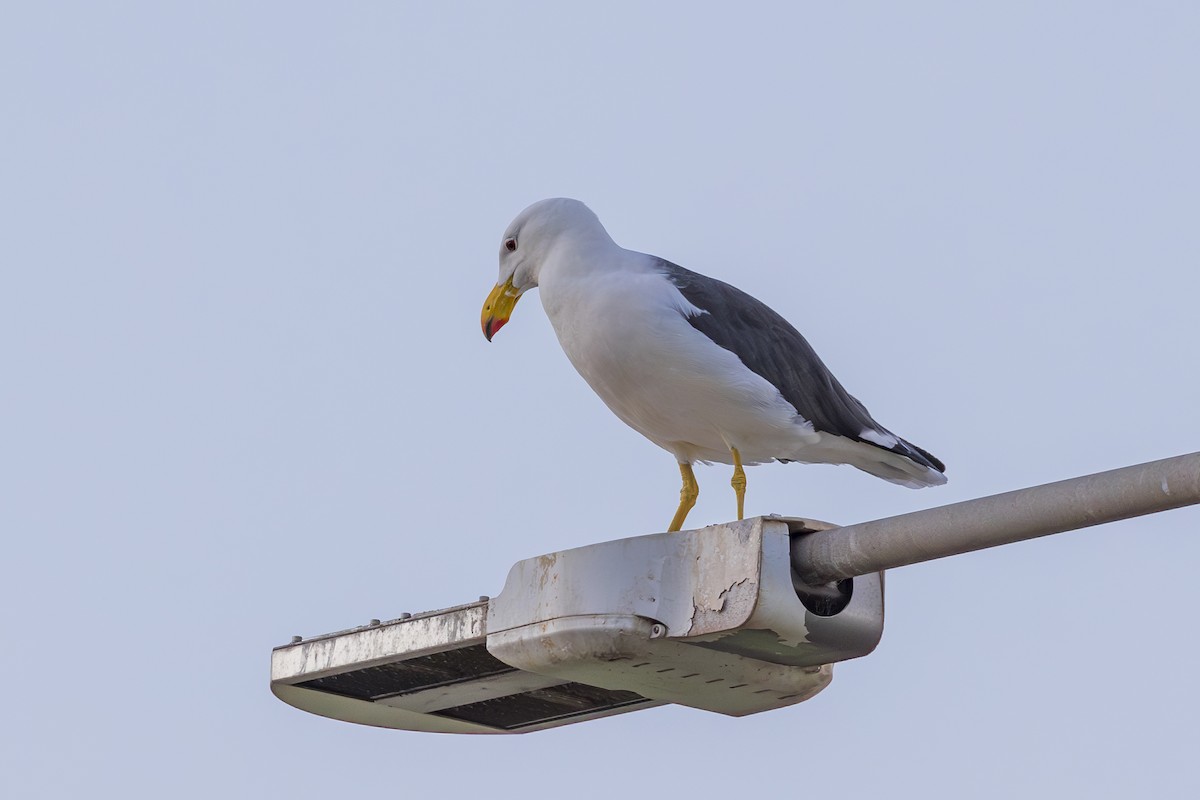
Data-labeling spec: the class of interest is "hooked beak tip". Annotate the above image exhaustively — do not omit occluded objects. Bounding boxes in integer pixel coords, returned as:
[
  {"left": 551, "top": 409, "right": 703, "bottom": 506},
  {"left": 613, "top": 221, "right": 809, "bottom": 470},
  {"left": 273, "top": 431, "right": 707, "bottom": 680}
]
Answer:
[{"left": 482, "top": 317, "right": 505, "bottom": 341}]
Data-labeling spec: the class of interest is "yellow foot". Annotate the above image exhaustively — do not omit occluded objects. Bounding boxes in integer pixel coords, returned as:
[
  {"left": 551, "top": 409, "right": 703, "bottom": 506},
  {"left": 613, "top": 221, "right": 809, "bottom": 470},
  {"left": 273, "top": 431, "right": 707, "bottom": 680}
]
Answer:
[
  {"left": 668, "top": 462, "right": 699, "bottom": 532},
  {"left": 730, "top": 447, "right": 746, "bottom": 521}
]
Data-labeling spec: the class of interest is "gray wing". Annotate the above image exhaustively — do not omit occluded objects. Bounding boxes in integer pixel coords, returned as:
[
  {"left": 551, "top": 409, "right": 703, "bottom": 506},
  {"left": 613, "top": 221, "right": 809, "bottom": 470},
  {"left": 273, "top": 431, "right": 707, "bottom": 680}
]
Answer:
[{"left": 658, "top": 259, "right": 945, "bottom": 474}]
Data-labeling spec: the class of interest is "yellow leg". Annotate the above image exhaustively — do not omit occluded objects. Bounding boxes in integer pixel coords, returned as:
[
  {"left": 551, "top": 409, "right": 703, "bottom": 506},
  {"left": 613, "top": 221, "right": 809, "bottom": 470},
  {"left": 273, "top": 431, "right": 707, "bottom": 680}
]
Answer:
[
  {"left": 668, "top": 462, "right": 699, "bottom": 532},
  {"left": 730, "top": 447, "right": 746, "bottom": 521}
]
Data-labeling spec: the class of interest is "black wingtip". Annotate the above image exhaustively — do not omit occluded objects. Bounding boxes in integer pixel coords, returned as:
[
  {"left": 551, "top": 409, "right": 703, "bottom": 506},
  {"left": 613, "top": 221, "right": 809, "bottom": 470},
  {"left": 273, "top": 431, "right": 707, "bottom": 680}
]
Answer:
[{"left": 904, "top": 441, "right": 946, "bottom": 474}]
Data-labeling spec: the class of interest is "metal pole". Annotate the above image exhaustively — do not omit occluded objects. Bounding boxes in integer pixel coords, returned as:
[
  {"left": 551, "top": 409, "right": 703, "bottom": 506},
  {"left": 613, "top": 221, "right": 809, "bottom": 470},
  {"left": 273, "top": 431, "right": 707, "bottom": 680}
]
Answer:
[{"left": 792, "top": 452, "right": 1200, "bottom": 586}]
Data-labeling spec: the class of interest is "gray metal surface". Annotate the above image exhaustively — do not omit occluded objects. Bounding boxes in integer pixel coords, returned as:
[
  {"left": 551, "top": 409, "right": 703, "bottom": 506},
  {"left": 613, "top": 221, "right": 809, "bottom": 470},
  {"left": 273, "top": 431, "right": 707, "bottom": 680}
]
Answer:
[
  {"left": 486, "top": 517, "right": 883, "bottom": 718},
  {"left": 272, "top": 517, "right": 883, "bottom": 733},
  {"left": 488, "top": 614, "right": 832, "bottom": 718},
  {"left": 272, "top": 602, "right": 488, "bottom": 685},
  {"left": 792, "top": 451, "right": 1200, "bottom": 585},
  {"left": 489, "top": 516, "right": 883, "bottom": 668}
]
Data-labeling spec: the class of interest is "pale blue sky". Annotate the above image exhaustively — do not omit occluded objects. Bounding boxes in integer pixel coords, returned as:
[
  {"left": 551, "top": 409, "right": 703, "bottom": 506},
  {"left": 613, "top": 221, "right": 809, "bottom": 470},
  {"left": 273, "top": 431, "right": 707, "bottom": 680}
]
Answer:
[{"left": 3, "top": 3, "right": 1199, "bottom": 798}]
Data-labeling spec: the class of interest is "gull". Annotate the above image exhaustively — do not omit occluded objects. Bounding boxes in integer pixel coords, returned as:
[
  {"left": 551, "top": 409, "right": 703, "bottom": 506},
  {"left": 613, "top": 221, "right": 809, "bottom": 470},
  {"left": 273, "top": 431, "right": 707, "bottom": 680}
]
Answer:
[{"left": 481, "top": 198, "right": 945, "bottom": 532}]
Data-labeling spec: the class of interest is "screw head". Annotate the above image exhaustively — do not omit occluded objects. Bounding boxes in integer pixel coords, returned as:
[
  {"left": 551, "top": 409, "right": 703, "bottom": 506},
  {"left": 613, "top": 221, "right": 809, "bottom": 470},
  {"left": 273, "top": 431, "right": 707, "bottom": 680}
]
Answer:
[
  {"left": 290, "top": 635, "right": 303, "bottom": 644},
  {"left": 399, "top": 612, "right": 412, "bottom": 620}
]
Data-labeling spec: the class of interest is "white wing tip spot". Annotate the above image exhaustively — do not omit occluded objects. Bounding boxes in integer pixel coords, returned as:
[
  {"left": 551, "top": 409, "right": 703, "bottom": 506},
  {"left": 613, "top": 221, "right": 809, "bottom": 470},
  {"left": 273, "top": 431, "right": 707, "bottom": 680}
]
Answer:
[{"left": 859, "top": 429, "right": 900, "bottom": 449}]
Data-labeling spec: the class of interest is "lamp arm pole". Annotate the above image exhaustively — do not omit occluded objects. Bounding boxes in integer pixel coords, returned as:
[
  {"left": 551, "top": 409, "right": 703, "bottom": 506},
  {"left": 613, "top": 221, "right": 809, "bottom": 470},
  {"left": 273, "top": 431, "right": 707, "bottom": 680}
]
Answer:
[{"left": 791, "top": 452, "right": 1200, "bottom": 586}]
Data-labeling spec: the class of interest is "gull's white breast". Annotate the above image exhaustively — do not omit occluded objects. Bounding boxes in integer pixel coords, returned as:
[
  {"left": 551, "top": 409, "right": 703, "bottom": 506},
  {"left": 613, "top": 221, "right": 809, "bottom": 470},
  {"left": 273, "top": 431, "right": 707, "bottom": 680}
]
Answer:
[{"left": 537, "top": 253, "right": 817, "bottom": 465}]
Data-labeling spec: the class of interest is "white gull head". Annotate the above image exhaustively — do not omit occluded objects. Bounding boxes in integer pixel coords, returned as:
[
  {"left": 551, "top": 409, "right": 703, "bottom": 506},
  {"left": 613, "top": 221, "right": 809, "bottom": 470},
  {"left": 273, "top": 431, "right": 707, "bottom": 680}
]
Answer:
[{"left": 495, "top": 198, "right": 619, "bottom": 294}]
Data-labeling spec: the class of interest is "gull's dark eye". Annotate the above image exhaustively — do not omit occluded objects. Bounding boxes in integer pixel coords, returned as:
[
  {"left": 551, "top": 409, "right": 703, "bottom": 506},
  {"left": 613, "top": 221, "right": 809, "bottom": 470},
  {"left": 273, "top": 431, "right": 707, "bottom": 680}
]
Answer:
[{"left": 504, "top": 237, "right": 517, "bottom": 252}]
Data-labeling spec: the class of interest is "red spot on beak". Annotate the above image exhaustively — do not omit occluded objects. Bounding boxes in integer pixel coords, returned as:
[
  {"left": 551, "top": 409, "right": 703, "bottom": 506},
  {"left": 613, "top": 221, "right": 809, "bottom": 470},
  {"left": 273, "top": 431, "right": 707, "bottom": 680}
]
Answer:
[{"left": 483, "top": 317, "right": 508, "bottom": 341}]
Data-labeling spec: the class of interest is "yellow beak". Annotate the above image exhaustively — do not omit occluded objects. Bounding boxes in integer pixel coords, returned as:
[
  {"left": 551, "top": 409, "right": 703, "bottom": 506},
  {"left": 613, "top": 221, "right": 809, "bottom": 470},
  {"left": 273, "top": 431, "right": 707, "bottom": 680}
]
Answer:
[{"left": 481, "top": 277, "right": 522, "bottom": 341}]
